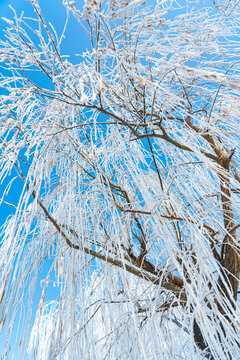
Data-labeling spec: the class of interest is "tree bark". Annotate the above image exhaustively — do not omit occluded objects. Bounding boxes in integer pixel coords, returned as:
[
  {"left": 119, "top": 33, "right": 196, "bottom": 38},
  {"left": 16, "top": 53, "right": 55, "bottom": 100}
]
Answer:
[{"left": 193, "top": 160, "right": 240, "bottom": 359}]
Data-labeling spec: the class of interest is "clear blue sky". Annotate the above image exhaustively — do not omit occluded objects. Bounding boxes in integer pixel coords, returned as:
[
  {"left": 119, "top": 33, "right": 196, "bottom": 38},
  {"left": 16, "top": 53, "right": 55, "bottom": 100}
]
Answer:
[
  {"left": 0, "top": 1, "right": 90, "bottom": 358},
  {"left": 0, "top": 0, "right": 90, "bottom": 226}
]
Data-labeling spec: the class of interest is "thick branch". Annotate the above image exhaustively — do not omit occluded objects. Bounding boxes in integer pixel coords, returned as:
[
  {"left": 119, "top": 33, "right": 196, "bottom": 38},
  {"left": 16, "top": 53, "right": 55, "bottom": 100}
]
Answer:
[{"left": 19, "top": 174, "right": 184, "bottom": 295}]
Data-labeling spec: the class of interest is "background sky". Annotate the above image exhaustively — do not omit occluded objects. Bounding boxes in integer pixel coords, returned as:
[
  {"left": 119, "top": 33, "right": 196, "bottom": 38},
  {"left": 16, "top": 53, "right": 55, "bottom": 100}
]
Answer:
[
  {"left": 0, "top": 0, "right": 90, "bottom": 225},
  {"left": 0, "top": 1, "right": 90, "bottom": 358}
]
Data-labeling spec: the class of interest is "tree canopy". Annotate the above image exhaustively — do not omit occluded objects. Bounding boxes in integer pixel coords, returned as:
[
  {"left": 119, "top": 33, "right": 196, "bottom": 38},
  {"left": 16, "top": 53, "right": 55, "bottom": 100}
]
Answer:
[{"left": 0, "top": 0, "right": 240, "bottom": 359}]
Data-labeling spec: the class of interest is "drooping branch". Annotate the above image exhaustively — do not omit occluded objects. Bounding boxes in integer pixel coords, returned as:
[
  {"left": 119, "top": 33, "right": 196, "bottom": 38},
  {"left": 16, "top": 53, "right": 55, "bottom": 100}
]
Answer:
[{"left": 15, "top": 163, "right": 184, "bottom": 295}]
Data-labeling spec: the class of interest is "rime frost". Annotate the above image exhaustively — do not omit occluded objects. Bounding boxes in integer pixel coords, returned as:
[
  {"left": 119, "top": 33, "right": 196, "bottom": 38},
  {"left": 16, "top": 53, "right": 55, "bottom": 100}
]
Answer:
[{"left": 0, "top": 0, "right": 240, "bottom": 359}]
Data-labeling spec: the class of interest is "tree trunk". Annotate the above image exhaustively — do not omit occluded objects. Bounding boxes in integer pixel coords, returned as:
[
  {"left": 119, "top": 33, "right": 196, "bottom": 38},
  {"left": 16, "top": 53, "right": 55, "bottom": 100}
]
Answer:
[{"left": 193, "top": 163, "right": 240, "bottom": 359}]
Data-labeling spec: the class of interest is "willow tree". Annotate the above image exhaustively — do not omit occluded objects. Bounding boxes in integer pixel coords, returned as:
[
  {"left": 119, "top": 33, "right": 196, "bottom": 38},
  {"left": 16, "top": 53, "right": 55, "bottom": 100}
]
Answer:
[{"left": 0, "top": 0, "right": 240, "bottom": 359}]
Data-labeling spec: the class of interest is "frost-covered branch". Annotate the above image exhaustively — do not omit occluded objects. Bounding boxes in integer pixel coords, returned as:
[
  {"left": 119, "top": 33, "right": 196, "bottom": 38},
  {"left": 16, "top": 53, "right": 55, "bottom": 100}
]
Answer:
[{"left": 0, "top": 1, "right": 240, "bottom": 359}]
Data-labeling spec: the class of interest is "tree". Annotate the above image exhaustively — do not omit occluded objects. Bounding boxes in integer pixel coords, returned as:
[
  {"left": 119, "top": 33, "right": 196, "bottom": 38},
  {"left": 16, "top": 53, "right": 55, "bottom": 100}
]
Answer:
[{"left": 0, "top": 0, "right": 240, "bottom": 358}]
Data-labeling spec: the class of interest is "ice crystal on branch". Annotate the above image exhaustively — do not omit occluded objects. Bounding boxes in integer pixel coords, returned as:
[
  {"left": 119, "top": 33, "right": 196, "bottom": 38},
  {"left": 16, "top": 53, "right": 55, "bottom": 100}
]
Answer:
[{"left": 0, "top": 0, "right": 240, "bottom": 359}]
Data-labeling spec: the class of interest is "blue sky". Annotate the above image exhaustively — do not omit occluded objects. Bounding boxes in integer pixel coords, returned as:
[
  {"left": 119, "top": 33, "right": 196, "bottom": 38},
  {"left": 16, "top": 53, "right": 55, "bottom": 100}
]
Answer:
[
  {"left": 0, "top": 1, "right": 91, "bottom": 358},
  {"left": 0, "top": 0, "right": 90, "bottom": 226}
]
